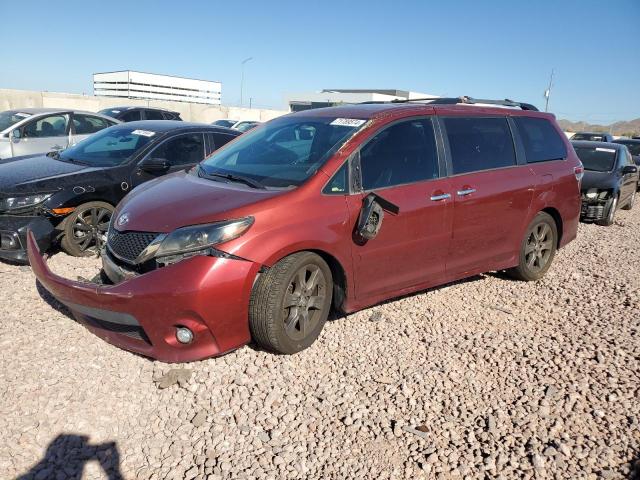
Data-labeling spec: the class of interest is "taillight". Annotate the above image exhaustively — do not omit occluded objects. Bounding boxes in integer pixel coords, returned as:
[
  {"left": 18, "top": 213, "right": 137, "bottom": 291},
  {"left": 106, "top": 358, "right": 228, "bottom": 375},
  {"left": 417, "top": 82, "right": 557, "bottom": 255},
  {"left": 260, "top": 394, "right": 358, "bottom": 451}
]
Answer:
[{"left": 574, "top": 165, "right": 584, "bottom": 181}]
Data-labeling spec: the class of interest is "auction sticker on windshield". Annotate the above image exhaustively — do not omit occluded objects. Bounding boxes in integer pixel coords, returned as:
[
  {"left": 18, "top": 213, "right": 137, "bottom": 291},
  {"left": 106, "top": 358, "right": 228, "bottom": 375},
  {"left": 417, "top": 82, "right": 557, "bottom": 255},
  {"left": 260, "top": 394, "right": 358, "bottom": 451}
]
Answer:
[
  {"left": 596, "top": 148, "right": 616, "bottom": 153},
  {"left": 330, "top": 118, "right": 367, "bottom": 127},
  {"left": 131, "top": 129, "right": 156, "bottom": 137}
]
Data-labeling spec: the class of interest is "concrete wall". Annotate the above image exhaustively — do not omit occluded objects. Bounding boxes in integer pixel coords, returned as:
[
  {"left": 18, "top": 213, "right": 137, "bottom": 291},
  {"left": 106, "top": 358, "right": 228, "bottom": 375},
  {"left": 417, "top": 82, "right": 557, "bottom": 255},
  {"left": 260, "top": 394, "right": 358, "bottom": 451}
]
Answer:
[{"left": 0, "top": 88, "right": 287, "bottom": 124}]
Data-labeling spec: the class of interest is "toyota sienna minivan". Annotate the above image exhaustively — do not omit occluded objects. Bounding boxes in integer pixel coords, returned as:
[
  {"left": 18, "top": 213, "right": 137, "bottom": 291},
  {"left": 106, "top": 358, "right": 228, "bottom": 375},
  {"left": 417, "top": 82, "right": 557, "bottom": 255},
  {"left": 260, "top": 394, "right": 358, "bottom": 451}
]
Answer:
[{"left": 29, "top": 97, "right": 583, "bottom": 362}]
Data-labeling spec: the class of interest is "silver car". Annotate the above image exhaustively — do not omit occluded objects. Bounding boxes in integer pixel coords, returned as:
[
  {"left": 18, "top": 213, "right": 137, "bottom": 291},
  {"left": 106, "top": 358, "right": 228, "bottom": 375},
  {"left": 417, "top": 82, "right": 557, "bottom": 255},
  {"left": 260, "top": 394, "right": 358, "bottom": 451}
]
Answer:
[{"left": 0, "top": 108, "right": 120, "bottom": 160}]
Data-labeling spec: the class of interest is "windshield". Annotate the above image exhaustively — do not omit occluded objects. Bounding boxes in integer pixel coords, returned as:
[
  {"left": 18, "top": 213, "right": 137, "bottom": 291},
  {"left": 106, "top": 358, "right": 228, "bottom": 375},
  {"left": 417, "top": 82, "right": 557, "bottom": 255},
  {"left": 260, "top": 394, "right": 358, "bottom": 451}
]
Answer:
[
  {"left": 199, "top": 115, "right": 366, "bottom": 188},
  {"left": 0, "top": 111, "right": 32, "bottom": 131},
  {"left": 574, "top": 146, "right": 617, "bottom": 172},
  {"left": 213, "top": 120, "right": 236, "bottom": 128},
  {"left": 235, "top": 122, "right": 259, "bottom": 132},
  {"left": 58, "top": 126, "right": 156, "bottom": 167},
  {"left": 615, "top": 141, "right": 640, "bottom": 156}
]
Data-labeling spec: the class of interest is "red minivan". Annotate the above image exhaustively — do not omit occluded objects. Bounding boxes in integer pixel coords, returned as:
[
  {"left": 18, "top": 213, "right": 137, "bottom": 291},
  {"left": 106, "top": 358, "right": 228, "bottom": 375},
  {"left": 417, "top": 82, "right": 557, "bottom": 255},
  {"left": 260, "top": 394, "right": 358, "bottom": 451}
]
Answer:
[{"left": 29, "top": 98, "right": 582, "bottom": 362}]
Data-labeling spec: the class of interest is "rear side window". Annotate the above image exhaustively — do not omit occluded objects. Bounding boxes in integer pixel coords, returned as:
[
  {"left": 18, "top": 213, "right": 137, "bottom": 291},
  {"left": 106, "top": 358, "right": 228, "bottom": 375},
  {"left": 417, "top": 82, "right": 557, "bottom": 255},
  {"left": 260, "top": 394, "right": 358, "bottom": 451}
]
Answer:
[
  {"left": 213, "top": 132, "right": 236, "bottom": 149},
  {"left": 360, "top": 118, "right": 439, "bottom": 190},
  {"left": 145, "top": 110, "right": 165, "bottom": 120},
  {"left": 444, "top": 117, "right": 516, "bottom": 175},
  {"left": 121, "top": 110, "right": 141, "bottom": 122},
  {"left": 162, "top": 111, "right": 178, "bottom": 120},
  {"left": 73, "top": 114, "right": 110, "bottom": 135},
  {"left": 514, "top": 117, "right": 567, "bottom": 163},
  {"left": 152, "top": 133, "right": 205, "bottom": 166}
]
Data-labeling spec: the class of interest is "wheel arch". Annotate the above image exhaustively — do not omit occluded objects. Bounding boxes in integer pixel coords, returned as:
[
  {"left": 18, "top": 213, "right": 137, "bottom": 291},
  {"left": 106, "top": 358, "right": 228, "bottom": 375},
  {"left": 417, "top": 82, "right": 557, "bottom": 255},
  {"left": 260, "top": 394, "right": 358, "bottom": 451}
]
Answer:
[{"left": 541, "top": 207, "right": 563, "bottom": 247}]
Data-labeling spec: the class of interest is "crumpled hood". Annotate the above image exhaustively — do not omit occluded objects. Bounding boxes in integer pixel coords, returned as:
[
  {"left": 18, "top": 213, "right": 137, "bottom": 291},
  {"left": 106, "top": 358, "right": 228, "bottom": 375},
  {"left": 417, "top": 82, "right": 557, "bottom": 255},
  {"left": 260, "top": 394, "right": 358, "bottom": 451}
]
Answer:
[
  {"left": 581, "top": 170, "right": 618, "bottom": 192},
  {"left": 113, "top": 170, "right": 284, "bottom": 233},
  {"left": 0, "top": 155, "right": 100, "bottom": 195}
]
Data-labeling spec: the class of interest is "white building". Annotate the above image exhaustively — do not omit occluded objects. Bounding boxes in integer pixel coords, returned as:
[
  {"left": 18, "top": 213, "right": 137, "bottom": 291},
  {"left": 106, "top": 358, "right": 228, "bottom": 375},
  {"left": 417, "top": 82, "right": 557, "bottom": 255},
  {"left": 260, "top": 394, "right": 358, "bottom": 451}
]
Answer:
[
  {"left": 285, "top": 89, "right": 438, "bottom": 112},
  {"left": 93, "top": 70, "right": 221, "bottom": 105}
]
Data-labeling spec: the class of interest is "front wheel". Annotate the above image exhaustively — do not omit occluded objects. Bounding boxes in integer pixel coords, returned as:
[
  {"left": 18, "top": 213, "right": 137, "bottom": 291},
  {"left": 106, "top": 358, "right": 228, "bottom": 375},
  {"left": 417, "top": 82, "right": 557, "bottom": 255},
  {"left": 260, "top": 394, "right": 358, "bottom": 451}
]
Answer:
[
  {"left": 60, "top": 201, "right": 114, "bottom": 256},
  {"left": 249, "top": 252, "right": 333, "bottom": 354},
  {"left": 597, "top": 195, "right": 618, "bottom": 226},
  {"left": 507, "top": 212, "right": 558, "bottom": 281},
  {"left": 621, "top": 190, "right": 635, "bottom": 211}
]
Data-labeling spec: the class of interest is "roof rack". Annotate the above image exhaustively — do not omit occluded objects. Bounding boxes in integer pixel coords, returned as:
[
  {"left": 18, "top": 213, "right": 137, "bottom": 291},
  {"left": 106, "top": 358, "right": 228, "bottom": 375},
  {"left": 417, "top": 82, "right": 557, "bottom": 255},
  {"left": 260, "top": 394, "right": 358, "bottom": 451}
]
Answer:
[{"left": 360, "top": 96, "right": 539, "bottom": 111}]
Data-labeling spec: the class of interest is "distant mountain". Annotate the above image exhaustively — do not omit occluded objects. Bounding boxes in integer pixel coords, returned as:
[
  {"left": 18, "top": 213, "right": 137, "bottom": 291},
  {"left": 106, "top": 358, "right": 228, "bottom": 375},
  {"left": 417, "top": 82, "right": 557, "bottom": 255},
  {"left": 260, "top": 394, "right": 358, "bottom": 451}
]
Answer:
[{"left": 558, "top": 118, "right": 640, "bottom": 137}]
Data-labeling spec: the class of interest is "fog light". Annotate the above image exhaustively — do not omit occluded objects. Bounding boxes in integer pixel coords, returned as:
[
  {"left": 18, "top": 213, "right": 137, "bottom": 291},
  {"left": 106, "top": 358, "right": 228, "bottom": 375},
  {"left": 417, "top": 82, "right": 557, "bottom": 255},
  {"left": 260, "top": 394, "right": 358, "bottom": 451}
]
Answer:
[{"left": 175, "top": 327, "right": 194, "bottom": 344}]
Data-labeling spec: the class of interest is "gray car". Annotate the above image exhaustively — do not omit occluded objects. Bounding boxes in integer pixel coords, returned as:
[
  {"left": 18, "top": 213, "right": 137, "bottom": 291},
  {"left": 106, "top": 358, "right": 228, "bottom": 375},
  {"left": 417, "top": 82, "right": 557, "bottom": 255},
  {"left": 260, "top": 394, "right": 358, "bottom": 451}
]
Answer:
[{"left": 0, "top": 108, "right": 120, "bottom": 160}]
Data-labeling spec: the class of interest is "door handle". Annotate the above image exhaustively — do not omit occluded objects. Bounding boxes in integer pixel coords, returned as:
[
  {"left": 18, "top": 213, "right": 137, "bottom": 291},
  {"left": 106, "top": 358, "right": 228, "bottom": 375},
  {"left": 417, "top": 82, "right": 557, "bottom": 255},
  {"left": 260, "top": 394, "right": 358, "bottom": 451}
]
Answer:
[
  {"left": 457, "top": 188, "right": 476, "bottom": 196},
  {"left": 430, "top": 193, "right": 451, "bottom": 201}
]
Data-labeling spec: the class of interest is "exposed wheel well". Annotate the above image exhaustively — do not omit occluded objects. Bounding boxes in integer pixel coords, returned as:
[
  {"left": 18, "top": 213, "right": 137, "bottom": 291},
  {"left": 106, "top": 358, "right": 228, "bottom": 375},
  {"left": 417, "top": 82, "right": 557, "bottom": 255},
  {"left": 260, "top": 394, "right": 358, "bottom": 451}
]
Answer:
[
  {"left": 307, "top": 250, "right": 348, "bottom": 313},
  {"left": 541, "top": 207, "right": 563, "bottom": 247}
]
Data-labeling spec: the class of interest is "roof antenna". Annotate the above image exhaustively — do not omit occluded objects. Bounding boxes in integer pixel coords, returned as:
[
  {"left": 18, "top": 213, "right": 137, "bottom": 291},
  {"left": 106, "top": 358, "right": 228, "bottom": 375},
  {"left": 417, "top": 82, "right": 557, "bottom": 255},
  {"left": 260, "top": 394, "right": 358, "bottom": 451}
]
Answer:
[{"left": 544, "top": 69, "right": 554, "bottom": 112}]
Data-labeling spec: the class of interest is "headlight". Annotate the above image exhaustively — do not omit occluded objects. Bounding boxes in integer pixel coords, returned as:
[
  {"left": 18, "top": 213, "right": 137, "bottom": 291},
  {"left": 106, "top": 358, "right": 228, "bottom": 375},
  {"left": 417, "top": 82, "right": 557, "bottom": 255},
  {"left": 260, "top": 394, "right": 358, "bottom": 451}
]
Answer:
[
  {"left": 0, "top": 193, "right": 52, "bottom": 211},
  {"left": 154, "top": 217, "right": 254, "bottom": 261},
  {"left": 585, "top": 188, "right": 598, "bottom": 199}
]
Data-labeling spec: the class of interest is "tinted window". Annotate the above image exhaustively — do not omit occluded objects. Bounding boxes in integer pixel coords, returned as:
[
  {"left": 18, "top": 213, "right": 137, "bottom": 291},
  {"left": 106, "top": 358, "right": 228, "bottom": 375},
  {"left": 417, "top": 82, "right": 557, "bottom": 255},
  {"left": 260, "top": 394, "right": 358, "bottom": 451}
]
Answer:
[
  {"left": 121, "top": 110, "right": 141, "bottom": 122},
  {"left": 145, "top": 110, "right": 164, "bottom": 120},
  {"left": 614, "top": 141, "right": 640, "bottom": 156},
  {"left": 323, "top": 162, "right": 348, "bottom": 194},
  {"left": 573, "top": 146, "right": 617, "bottom": 172},
  {"left": 73, "top": 114, "right": 110, "bottom": 135},
  {"left": 444, "top": 117, "right": 516, "bottom": 175},
  {"left": 572, "top": 133, "right": 609, "bottom": 142},
  {"left": 152, "top": 133, "right": 204, "bottom": 166},
  {"left": 212, "top": 132, "right": 236, "bottom": 150},
  {"left": 162, "top": 112, "right": 178, "bottom": 120},
  {"left": 22, "top": 114, "right": 68, "bottom": 138},
  {"left": 359, "top": 119, "right": 438, "bottom": 190},
  {"left": 514, "top": 117, "right": 567, "bottom": 163}
]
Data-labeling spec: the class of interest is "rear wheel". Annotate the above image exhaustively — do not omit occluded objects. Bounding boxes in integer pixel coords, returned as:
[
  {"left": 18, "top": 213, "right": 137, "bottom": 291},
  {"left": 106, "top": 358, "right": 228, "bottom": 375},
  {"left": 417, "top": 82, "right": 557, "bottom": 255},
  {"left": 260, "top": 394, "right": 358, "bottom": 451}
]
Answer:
[
  {"left": 621, "top": 190, "right": 635, "bottom": 211},
  {"left": 60, "top": 201, "right": 113, "bottom": 256},
  {"left": 507, "top": 212, "right": 558, "bottom": 281},
  {"left": 597, "top": 195, "right": 618, "bottom": 226},
  {"left": 249, "top": 252, "right": 332, "bottom": 354}
]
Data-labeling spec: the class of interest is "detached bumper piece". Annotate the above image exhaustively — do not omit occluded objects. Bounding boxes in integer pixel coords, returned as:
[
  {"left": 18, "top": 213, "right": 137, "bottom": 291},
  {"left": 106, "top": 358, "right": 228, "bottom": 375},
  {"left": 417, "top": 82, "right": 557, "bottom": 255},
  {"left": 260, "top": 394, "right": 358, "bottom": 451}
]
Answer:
[
  {"left": 27, "top": 231, "right": 258, "bottom": 362},
  {"left": 0, "top": 215, "right": 54, "bottom": 263}
]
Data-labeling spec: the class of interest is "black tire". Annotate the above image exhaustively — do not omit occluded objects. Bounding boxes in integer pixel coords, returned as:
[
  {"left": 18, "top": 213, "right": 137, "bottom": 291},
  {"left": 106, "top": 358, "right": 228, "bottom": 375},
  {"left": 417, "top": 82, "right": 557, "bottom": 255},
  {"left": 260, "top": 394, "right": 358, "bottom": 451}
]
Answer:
[
  {"left": 621, "top": 190, "right": 635, "bottom": 211},
  {"left": 597, "top": 195, "right": 618, "bottom": 226},
  {"left": 60, "top": 201, "right": 114, "bottom": 257},
  {"left": 249, "top": 252, "right": 333, "bottom": 354},
  {"left": 507, "top": 212, "right": 558, "bottom": 281}
]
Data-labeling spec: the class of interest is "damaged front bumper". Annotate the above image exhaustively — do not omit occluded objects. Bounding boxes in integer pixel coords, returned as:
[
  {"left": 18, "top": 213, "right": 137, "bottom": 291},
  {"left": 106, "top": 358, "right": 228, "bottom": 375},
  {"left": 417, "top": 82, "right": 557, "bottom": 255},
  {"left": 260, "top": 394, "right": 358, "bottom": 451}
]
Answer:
[
  {"left": 27, "top": 232, "right": 261, "bottom": 362},
  {"left": 0, "top": 215, "right": 54, "bottom": 263},
  {"left": 580, "top": 190, "right": 613, "bottom": 222}
]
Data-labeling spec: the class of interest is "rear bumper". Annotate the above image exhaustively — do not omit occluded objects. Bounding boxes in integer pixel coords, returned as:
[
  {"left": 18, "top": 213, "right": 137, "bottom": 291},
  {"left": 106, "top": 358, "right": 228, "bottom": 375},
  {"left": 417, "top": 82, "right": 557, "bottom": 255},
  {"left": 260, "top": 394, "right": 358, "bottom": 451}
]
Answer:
[
  {"left": 0, "top": 215, "right": 54, "bottom": 263},
  {"left": 27, "top": 232, "right": 259, "bottom": 362}
]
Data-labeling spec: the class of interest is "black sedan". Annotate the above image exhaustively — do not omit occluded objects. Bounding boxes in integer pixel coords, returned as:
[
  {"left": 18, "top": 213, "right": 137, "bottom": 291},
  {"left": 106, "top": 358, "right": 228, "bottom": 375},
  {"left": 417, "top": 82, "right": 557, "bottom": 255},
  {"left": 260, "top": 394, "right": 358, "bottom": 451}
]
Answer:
[
  {"left": 0, "top": 121, "right": 239, "bottom": 263},
  {"left": 572, "top": 140, "right": 639, "bottom": 226}
]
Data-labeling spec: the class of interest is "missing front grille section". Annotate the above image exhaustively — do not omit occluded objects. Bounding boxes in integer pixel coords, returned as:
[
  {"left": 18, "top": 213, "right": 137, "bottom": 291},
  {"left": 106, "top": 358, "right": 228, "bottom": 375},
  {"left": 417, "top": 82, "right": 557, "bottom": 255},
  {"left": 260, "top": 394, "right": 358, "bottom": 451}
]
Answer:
[{"left": 82, "top": 315, "right": 151, "bottom": 345}]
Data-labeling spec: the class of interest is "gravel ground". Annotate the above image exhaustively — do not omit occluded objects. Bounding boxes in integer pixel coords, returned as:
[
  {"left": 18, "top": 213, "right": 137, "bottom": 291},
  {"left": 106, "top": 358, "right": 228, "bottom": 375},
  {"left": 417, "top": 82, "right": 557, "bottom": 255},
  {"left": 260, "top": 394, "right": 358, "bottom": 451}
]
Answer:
[{"left": 1, "top": 208, "right": 639, "bottom": 480}]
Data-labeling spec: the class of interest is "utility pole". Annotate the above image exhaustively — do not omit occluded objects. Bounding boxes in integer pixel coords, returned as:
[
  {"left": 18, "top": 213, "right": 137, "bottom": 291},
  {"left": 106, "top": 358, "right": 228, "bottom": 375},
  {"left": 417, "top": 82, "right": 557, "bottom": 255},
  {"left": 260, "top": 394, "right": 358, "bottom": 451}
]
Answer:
[
  {"left": 544, "top": 69, "right": 554, "bottom": 112},
  {"left": 240, "top": 57, "right": 253, "bottom": 107},
  {"left": 249, "top": 97, "right": 252, "bottom": 109}
]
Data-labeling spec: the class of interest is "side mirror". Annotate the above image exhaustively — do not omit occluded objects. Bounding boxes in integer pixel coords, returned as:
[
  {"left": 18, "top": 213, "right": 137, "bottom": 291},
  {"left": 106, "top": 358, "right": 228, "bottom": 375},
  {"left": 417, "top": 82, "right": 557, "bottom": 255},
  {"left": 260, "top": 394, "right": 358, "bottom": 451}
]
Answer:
[
  {"left": 355, "top": 193, "right": 400, "bottom": 241},
  {"left": 10, "top": 129, "right": 21, "bottom": 141},
  {"left": 622, "top": 165, "right": 638, "bottom": 175},
  {"left": 139, "top": 157, "right": 170, "bottom": 173}
]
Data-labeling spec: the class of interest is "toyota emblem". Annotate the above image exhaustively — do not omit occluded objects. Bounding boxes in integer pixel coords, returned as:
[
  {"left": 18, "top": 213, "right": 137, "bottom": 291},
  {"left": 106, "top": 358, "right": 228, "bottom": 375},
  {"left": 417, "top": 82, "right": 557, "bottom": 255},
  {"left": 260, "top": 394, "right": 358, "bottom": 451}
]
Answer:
[{"left": 116, "top": 212, "right": 130, "bottom": 228}]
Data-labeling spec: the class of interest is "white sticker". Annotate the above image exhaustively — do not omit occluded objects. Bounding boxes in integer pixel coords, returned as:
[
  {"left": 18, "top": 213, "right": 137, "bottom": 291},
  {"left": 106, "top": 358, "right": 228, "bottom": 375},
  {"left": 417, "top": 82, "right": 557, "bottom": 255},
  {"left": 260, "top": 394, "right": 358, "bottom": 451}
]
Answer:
[
  {"left": 131, "top": 129, "right": 156, "bottom": 137},
  {"left": 110, "top": 109, "right": 121, "bottom": 114},
  {"left": 330, "top": 118, "right": 366, "bottom": 127},
  {"left": 15, "top": 112, "right": 31, "bottom": 118},
  {"left": 595, "top": 148, "right": 616, "bottom": 153}
]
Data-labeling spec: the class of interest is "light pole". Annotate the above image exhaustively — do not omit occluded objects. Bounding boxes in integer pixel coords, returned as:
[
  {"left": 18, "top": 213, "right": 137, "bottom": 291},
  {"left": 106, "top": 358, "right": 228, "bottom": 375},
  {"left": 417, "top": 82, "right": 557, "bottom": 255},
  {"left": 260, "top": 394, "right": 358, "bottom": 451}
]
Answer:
[{"left": 240, "top": 57, "right": 253, "bottom": 107}]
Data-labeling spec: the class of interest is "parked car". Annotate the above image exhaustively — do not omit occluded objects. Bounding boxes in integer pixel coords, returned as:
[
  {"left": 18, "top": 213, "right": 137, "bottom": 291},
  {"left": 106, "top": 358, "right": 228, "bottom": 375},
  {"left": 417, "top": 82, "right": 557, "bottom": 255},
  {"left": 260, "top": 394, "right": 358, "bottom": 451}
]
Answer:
[
  {"left": 98, "top": 106, "right": 182, "bottom": 122},
  {"left": 29, "top": 98, "right": 582, "bottom": 362},
  {"left": 0, "top": 121, "right": 239, "bottom": 263},
  {"left": 0, "top": 108, "right": 119, "bottom": 160},
  {"left": 232, "top": 121, "right": 261, "bottom": 133},
  {"left": 571, "top": 132, "right": 614, "bottom": 142},
  {"left": 612, "top": 138, "right": 640, "bottom": 167},
  {"left": 572, "top": 140, "right": 639, "bottom": 225},
  {"left": 212, "top": 119, "right": 238, "bottom": 128}
]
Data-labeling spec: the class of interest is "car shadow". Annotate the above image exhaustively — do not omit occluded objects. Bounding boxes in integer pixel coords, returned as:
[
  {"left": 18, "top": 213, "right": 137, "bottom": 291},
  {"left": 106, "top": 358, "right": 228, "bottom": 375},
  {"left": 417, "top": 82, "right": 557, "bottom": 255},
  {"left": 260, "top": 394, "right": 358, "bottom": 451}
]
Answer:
[
  {"left": 15, "top": 434, "right": 123, "bottom": 480},
  {"left": 35, "top": 280, "right": 73, "bottom": 319}
]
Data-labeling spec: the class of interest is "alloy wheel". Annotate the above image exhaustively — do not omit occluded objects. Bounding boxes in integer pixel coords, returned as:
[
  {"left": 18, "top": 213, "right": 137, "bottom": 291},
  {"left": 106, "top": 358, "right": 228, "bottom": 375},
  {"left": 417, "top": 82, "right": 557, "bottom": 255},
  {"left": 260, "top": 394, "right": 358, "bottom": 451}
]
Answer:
[
  {"left": 282, "top": 265, "right": 327, "bottom": 341},
  {"left": 71, "top": 207, "right": 112, "bottom": 252},
  {"left": 524, "top": 222, "right": 553, "bottom": 272}
]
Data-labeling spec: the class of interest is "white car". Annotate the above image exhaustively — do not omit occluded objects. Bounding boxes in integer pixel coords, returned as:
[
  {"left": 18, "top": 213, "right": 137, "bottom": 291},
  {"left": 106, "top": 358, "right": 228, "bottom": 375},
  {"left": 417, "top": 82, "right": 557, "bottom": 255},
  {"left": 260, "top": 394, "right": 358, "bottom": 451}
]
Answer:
[{"left": 0, "top": 108, "right": 120, "bottom": 160}]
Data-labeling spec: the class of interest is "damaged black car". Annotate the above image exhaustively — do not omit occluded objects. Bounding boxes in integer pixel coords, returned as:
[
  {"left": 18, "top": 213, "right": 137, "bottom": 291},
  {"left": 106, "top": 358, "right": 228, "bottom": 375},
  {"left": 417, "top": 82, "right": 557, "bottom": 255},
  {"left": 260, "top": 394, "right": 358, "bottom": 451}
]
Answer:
[
  {"left": 0, "top": 121, "right": 240, "bottom": 263},
  {"left": 572, "top": 140, "right": 639, "bottom": 226}
]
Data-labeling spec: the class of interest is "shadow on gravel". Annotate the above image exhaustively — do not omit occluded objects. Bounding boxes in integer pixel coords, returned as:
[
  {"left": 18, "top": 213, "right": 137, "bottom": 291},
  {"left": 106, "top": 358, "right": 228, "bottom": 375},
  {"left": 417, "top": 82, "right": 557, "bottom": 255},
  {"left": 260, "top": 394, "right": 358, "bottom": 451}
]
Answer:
[
  {"left": 35, "top": 281, "right": 73, "bottom": 318},
  {"left": 15, "top": 434, "right": 123, "bottom": 480}
]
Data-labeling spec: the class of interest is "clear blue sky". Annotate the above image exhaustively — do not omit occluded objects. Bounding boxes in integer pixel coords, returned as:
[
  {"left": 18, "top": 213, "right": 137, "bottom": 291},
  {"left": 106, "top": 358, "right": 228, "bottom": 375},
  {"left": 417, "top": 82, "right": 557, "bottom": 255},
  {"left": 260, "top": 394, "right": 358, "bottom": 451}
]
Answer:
[{"left": 1, "top": 0, "right": 638, "bottom": 123}]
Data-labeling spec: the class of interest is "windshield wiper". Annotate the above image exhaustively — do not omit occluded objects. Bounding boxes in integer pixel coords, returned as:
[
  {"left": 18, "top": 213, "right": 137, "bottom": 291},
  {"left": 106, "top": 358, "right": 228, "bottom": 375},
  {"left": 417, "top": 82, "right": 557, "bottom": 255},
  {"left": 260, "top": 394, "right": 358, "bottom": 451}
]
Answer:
[{"left": 198, "top": 165, "right": 265, "bottom": 189}]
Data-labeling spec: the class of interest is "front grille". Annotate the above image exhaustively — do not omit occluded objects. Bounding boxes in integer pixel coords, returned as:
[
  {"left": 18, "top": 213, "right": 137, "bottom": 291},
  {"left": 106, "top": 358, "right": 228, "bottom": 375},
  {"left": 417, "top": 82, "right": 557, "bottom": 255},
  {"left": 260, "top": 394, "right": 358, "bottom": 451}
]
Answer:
[
  {"left": 82, "top": 315, "right": 151, "bottom": 344},
  {"left": 108, "top": 229, "right": 159, "bottom": 264},
  {"left": 581, "top": 203, "right": 605, "bottom": 221}
]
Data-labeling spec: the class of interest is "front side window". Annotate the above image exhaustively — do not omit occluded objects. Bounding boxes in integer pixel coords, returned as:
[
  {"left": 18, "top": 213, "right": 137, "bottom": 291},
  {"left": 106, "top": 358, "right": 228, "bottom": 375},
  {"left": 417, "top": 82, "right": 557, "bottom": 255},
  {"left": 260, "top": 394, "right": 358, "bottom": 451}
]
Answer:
[
  {"left": 573, "top": 146, "right": 617, "bottom": 172},
  {"left": 514, "top": 117, "right": 567, "bottom": 163},
  {"left": 151, "top": 133, "right": 204, "bottom": 166},
  {"left": 323, "top": 162, "right": 348, "bottom": 194},
  {"left": 57, "top": 126, "right": 156, "bottom": 167},
  {"left": 73, "top": 114, "right": 110, "bottom": 135},
  {"left": 23, "top": 114, "right": 68, "bottom": 138},
  {"left": 444, "top": 117, "right": 516, "bottom": 175},
  {"left": 199, "top": 115, "right": 365, "bottom": 188},
  {"left": 145, "top": 110, "right": 164, "bottom": 120},
  {"left": 121, "top": 110, "right": 141, "bottom": 122},
  {"left": 359, "top": 118, "right": 439, "bottom": 190}
]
